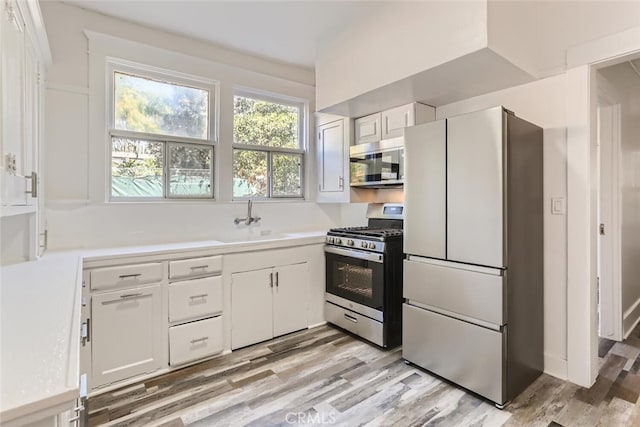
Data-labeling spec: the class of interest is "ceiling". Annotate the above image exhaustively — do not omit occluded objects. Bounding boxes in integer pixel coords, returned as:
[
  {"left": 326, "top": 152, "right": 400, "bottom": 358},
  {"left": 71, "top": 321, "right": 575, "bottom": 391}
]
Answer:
[{"left": 64, "top": 1, "right": 383, "bottom": 70}]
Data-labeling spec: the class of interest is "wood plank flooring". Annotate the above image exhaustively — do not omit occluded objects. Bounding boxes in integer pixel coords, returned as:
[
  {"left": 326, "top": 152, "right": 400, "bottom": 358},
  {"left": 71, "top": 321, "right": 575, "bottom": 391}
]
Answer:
[{"left": 88, "top": 324, "right": 640, "bottom": 426}]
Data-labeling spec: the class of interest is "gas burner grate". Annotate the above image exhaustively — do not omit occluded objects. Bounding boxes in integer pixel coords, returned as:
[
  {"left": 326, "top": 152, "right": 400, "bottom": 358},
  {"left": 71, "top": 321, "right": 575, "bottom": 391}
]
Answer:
[{"left": 329, "top": 227, "right": 403, "bottom": 239}]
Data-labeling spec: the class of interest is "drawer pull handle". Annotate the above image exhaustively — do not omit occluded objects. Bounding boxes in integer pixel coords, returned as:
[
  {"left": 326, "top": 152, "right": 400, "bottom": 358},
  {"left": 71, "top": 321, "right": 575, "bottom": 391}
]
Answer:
[
  {"left": 119, "top": 273, "right": 141, "bottom": 279},
  {"left": 189, "top": 293, "right": 208, "bottom": 299},
  {"left": 344, "top": 314, "right": 358, "bottom": 323},
  {"left": 120, "top": 293, "right": 143, "bottom": 299},
  {"left": 190, "top": 265, "right": 208, "bottom": 270},
  {"left": 190, "top": 336, "right": 209, "bottom": 344}
]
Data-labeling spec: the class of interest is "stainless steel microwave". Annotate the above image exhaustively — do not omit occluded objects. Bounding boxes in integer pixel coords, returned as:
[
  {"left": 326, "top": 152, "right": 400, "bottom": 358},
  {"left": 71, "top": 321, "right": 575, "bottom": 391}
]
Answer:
[{"left": 349, "top": 138, "right": 404, "bottom": 188}]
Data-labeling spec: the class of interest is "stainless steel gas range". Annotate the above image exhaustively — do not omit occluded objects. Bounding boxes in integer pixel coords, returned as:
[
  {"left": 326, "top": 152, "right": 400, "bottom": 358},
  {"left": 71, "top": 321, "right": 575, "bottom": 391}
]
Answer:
[{"left": 324, "top": 203, "right": 404, "bottom": 348}]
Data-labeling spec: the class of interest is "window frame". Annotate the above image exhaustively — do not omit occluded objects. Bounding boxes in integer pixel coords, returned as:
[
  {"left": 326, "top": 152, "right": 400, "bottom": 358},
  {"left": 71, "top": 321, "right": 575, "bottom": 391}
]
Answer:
[
  {"left": 106, "top": 58, "right": 219, "bottom": 201},
  {"left": 232, "top": 87, "right": 307, "bottom": 200}
]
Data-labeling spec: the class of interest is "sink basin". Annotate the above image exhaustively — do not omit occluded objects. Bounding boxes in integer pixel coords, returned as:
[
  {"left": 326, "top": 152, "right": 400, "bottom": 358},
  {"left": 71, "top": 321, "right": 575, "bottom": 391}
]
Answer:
[{"left": 218, "top": 233, "right": 288, "bottom": 243}]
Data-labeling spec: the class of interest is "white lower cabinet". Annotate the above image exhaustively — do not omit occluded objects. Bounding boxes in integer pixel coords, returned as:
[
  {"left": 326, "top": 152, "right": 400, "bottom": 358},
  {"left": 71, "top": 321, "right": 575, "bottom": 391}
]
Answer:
[
  {"left": 91, "top": 285, "right": 162, "bottom": 387},
  {"left": 231, "top": 262, "right": 309, "bottom": 349},
  {"left": 169, "top": 317, "right": 223, "bottom": 366},
  {"left": 273, "top": 263, "right": 309, "bottom": 337}
]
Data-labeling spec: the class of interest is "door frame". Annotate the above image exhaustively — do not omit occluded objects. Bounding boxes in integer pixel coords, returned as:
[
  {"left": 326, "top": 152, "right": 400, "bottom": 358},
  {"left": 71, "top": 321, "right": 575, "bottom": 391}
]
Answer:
[{"left": 566, "top": 25, "right": 640, "bottom": 388}]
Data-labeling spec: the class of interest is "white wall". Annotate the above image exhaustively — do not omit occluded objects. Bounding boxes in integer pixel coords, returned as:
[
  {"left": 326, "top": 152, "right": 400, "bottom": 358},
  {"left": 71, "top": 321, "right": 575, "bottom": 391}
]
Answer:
[
  {"left": 40, "top": 1, "right": 355, "bottom": 250},
  {"left": 315, "top": 1, "right": 488, "bottom": 111},
  {"left": 436, "top": 74, "right": 569, "bottom": 379},
  {"left": 488, "top": 1, "right": 640, "bottom": 78},
  {"left": 599, "top": 63, "right": 640, "bottom": 334}
]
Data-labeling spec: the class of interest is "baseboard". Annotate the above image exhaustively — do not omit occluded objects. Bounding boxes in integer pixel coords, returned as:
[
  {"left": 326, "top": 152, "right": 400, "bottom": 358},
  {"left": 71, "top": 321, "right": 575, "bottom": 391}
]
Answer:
[
  {"left": 544, "top": 353, "right": 568, "bottom": 380},
  {"left": 308, "top": 321, "right": 327, "bottom": 329},
  {"left": 623, "top": 297, "right": 640, "bottom": 338}
]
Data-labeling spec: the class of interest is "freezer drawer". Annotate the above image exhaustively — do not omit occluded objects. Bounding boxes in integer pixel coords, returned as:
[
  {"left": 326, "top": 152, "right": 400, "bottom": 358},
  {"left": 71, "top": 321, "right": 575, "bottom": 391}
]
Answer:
[
  {"left": 403, "top": 304, "right": 505, "bottom": 404},
  {"left": 325, "top": 302, "right": 383, "bottom": 347},
  {"left": 404, "top": 258, "right": 505, "bottom": 326}
]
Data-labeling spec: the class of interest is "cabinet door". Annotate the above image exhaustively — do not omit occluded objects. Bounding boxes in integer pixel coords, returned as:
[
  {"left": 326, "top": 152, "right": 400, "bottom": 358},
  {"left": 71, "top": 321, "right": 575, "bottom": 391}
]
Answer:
[
  {"left": 231, "top": 268, "right": 273, "bottom": 349},
  {"left": 403, "top": 120, "right": 446, "bottom": 259},
  {"left": 447, "top": 107, "right": 505, "bottom": 268},
  {"left": 1, "top": 1, "right": 27, "bottom": 206},
  {"left": 317, "top": 120, "right": 345, "bottom": 193},
  {"left": 273, "top": 262, "right": 308, "bottom": 337},
  {"left": 382, "top": 104, "right": 415, "bottom": 140},
  {"left": 91, "top": 285, "right": 162, "bottom": 387},
  {"left": 355, "top": 113, "right": 381, "bottom": 145},
  {"left": 23, "top": 38, "right": 38, "bottom": 207}
]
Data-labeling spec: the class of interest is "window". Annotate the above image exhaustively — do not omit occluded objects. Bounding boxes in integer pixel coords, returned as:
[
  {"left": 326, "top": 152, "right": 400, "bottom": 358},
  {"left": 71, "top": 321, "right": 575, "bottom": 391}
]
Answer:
[
  {"left": 233, "top": 90, "right": 305, "bottom": 199},
  {"left": 109, "top": 62, "right": 217, "bottom": 199}
]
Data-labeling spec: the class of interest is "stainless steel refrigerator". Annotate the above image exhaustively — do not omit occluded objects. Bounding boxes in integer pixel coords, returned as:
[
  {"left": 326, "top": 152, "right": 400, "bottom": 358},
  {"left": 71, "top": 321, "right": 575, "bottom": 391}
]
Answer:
[{"left": 402, "top": 106, "right": 543, "bottom": 407}]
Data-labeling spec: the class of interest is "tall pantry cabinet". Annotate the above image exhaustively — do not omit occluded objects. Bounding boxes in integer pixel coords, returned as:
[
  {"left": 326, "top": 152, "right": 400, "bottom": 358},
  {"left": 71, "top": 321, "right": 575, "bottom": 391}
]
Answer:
[{"left": 1, "top": 0, "right": 51, "bottom": 260}]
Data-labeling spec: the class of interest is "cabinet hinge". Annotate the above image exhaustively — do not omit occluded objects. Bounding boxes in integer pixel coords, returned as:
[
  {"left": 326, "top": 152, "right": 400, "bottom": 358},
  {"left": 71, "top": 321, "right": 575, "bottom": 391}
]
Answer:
[{"left": 36, "top": 72, "right": 41, "bottom": 84}]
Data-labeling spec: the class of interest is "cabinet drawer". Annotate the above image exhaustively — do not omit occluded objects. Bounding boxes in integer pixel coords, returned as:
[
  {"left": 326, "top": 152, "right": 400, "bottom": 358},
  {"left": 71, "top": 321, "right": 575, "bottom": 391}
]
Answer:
[
  {"left": 169, "top": 276, "right": 222, "bottom": 323},
  {"left": 90, "top": 262, "right": 163, "bottom": 291},
  {"left": 325, "top": 302, "right": 383, "bottom": 347},
  {"left": 404, "top": 258, "right": 504, "bottom": 326},
  {"left": 169, "top": 256, "right": 222, "bottom": 280},
  {"left": 169, "top": 317, "right": 223, "bottom": 366},
  {"left": 402, "top": 304, "right": 505, "bottom": 404}
]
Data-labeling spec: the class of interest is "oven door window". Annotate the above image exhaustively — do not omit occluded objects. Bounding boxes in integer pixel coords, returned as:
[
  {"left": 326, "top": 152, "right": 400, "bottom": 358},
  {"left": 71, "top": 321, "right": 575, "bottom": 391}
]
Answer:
[{"left": 325, "top": 251, "right": 384, "bottom": 310}]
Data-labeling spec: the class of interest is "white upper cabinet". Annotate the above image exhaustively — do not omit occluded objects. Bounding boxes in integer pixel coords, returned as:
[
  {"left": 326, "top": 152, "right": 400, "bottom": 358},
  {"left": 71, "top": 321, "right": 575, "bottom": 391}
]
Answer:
[
  {"left": 382, "top": 103, "right": 436, "bottom": 140},
  {"left": 316, "top": 114, "right": 350, "bottom": 203},
  {"left": 318, "top": 120, "right": 344, "bottom": 192},
  {"left": 354, "top": 112, "right": 382, "bottom": 145},
  {"left": 1, "top": 0, "right": 50, "bottom": 259},
  {"left": 355, "top": 103, "right": 435, "bottom": 144}
]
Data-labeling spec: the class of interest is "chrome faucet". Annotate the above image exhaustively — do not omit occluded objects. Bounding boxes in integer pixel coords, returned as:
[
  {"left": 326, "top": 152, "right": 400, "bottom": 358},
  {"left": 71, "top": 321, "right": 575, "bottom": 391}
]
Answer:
[{"left": 234, "top": 199, "right": 261, "bottom": 225}]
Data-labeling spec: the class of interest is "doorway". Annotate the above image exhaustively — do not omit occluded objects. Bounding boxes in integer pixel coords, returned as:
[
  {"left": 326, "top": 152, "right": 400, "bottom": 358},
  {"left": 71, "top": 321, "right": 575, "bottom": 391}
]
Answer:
[
  {"left": 595, "top": 81, "right": 622, "bottom": 341},
  {"left": 595, "top": 59, "right": 640, "bottom": 343}
]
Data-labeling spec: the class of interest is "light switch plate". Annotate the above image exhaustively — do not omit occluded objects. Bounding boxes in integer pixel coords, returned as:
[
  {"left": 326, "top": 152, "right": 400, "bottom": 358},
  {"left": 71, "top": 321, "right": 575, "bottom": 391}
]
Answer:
[{"left": 551, "top": 197, "right": 565, "bottom": 215}]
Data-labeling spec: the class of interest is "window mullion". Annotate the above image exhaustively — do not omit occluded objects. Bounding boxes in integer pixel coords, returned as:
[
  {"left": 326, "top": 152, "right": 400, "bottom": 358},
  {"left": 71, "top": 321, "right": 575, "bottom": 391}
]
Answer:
[
  {"left": 163, "top": 142, "right": 169, "bottom": 198},
  {"left": 267, "top": 151, "right": 273, "bottom": 198}
]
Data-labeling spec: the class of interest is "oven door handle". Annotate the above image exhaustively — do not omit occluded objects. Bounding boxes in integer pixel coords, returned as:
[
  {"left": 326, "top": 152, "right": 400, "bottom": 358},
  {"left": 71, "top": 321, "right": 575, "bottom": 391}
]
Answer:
[{"left": 324, "top": 246, "right": 384, "bottom": 263}]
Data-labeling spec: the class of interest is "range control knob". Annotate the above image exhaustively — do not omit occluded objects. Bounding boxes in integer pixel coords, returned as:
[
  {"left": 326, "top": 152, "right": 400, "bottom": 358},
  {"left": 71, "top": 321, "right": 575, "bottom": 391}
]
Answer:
[
  {"left": 368, "top": 242, "right": 376, "bottom": 249},
  {"left": 361, "top": 241, "right": 367, "bottom": 248},
  {"left": 335, "top": 238, "right": 342, "bottom": 245},
  {"left": 347, "top": 239, "right": 355, "bottom": 246}
]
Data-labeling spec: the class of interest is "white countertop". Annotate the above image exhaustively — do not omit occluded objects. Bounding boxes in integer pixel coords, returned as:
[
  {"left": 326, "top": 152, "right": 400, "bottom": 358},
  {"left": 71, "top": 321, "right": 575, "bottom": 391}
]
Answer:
[
  {"left": 0, "top": 252, "right": 83, "bottom": 425},
  {"left": 0, "top": 231, "right": 326, "bottom": 423},
  {"left": 81, "top": 231, "right": 326, "bottom": 263}
]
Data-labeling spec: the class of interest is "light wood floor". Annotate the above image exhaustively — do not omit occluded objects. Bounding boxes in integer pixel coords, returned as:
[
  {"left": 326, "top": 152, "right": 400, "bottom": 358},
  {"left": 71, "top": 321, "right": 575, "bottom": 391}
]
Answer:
[{"left": 88, "top": 324, "right": 640, "bottom": 426}]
